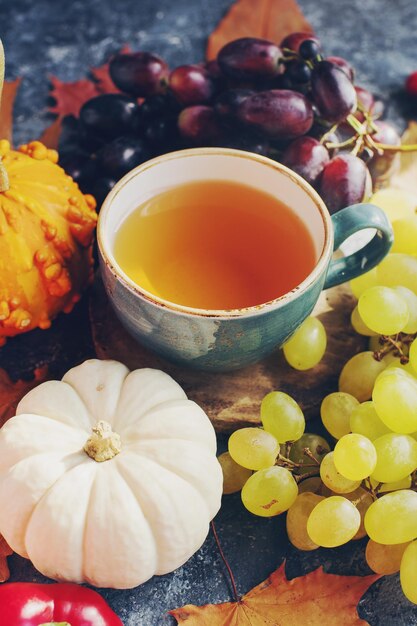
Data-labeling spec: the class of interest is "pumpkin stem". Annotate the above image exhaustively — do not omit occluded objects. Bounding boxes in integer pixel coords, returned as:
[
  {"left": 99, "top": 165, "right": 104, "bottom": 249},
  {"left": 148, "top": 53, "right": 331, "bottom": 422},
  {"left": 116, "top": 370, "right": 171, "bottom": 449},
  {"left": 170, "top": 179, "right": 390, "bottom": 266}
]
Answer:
[
  {"left": 84, "top": 420, "right": 122, "bottom": 462},
  {"left": 0, "top": 39, "right": 10, "bottom": 193}
]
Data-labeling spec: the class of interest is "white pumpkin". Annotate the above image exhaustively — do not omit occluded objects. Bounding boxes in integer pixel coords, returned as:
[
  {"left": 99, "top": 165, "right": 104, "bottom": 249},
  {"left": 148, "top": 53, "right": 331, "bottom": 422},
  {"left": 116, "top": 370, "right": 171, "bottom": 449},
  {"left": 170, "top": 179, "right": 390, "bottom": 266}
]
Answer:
[{"left": 0, "top": 359, "right": 222, "bottom": 589}]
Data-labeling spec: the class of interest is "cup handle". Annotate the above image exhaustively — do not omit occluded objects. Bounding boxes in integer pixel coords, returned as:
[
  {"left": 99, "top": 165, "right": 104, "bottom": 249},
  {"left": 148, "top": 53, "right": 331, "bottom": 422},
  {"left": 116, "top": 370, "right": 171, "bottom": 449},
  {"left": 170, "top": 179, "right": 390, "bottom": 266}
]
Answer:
[{"left": 323, "top": 203, "right": 393, "bottom": 290}]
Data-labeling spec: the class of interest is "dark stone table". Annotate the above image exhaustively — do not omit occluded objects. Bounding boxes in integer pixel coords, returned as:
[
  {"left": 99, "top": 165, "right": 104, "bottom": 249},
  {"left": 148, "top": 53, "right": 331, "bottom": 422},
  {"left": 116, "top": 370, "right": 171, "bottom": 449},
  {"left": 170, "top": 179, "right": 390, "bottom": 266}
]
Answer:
[{"left": 1, "top": 0, "right": 417, "bottom": 624}]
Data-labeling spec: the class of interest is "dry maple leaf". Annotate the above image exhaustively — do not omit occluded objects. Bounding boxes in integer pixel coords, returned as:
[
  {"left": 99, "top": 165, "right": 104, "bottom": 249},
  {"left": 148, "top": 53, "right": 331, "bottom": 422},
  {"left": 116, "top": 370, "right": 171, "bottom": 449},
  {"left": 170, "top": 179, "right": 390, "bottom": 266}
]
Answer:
[
  {"left": 0, "top": 366, "right": 48, "bottom": 429},
  {"left": 206, "top": 0, "right": 314, "bottom": 60},
  {"left": 0, "top": 78, "right": 21, "bottom": 143},
  {"left": 0, "top": 536, "right": 12, "bottom": 583},
  {"left": 48, "top": 75, "right": 100, "bottom": 118},
  {"left": 170, "top": 562, "right": 380, "bottom": 626}
]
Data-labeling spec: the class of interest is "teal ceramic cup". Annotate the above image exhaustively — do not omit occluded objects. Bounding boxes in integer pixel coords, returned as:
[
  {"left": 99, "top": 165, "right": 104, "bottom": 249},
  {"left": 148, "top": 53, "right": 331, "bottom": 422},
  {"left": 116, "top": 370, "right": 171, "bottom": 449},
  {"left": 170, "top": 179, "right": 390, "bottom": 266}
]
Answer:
[{"left": 98, "top": 148, "right": 393, "bottom": 372}]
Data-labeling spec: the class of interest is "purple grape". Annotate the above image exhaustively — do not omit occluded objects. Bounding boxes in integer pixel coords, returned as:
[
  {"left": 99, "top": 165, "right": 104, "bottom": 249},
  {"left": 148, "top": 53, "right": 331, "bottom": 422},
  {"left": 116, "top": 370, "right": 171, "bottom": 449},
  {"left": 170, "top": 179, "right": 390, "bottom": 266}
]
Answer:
[
  {"left": 97, "top": 136, "right": 151, "bottom": 179},
  {"left": 237, "top": 89, "right": 314, "bottom": 140},
  {"left": 367, "top": 120, "right": 401, "bottom": 183},
  {"left": 144, "top": 117, "right": 180, "bottom": 150},
  {"left": 286, "top": 61, "right": 312, "bottom": 85},
  {"left": 299, "top": 39, "right": 321, "bottom": 61},
  {"left": 59, "top": 152, "right": 90, "bottom": 184},
  {"left": 217, "top": 38, "right": 282, "bottom": 80},
  {"left": 214, "top": 88, "right": 254, "bottom": 120},
  {"left": 280, "top": 32, "right": 320, "bottom": 54},
  {"left": 326, "top": 56, "right": 355, "bottom": 82},
  {"left": 281, "top": 137, "right": 330, "bottom": 186},
  {"left": 170, "top": 65, "right": 216, "bottom": 105},
  {"left": 177, "top": 106, "right": 222, "bottom": 145},
  {"left": 311, "top": 61, "right": 357, "bottom": 123},
  {"left": 109, "top": 51, "right": 169, "bottom": 97},
  {"left": 354, "top": 86, "right": 375, "bottom": 122},
  {"left": 319, "top": 153, "right": 372, "bottom": 214},
  {"left": 80, "top": 94, "right": 139, "bottom": 140}
]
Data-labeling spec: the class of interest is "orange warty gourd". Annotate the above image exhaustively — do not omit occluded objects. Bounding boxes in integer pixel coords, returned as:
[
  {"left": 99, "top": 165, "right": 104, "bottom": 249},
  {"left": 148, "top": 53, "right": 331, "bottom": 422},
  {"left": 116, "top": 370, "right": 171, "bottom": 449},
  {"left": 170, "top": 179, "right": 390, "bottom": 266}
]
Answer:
[{"left": 0, "top": 139, "right": 97, "bottom": 345}]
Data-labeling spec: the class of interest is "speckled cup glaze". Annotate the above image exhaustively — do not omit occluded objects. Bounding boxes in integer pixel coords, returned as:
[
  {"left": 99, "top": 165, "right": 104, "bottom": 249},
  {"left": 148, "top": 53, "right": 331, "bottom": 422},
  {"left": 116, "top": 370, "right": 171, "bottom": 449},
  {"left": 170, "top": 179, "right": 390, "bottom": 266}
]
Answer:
[{"left": 98, "top": 148, "right": 392, "bottom": 372}]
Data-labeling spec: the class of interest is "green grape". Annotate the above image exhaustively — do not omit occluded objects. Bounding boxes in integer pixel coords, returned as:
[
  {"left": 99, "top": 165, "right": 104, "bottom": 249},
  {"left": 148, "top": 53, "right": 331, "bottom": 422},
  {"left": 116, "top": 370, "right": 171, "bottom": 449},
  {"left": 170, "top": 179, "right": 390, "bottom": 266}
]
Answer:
[
  {"left": 241, "top": 466, "right": 298, "bottom": 517},
  {"left": 289, "top": 433, "right": 330, "bottom": 473},
  {"left": 400, "top": 540, "right": 417, "bottom": 604},
  {"left": 377, "top": 253, "right": 417, "bottom": 295},
  {"left": 350, "top": 306, "right": 378, "bottom": 336},
  {"left": 368, "top": 335, "right": 382, "bottom": 353},
  {"left": 298, "top": 476, "right": 323, "bottom": 494},
  {"left": 286, "top": 492, "right": 324, "bottom": 551},
  {"left": 410, "top": 339, "right": 417, "bottom": 373},
  {"left": 260, "top": 392, "right": 305, "bottom": 443},
  {"left": 384, "top": 356, "right": 417, "bottom": 378},
  {"left": 371, "top": 433, "right": 417, "bottom": 483},
  {"left": 370, "top": 475, "right": 412, "bottom": 493},
  {"left": 228, "top": 428, "right": 279, "bottom": 470},
  {"left": 392, "top": 215, "right": 417, "bottom": 255},
  {"left": 358, "top": 286, "right": 409, "bottom": 335},
  {"left": 339, "top": 352, "right": 387, "bottom": 402},
  {"left": 350, "top": 401, "right": 391, "bottom": 441},
  {"left": 366, "top": 539, "right": 410, "bottom": 575},
  {"left": 372, "top": 367, "right": 417, "bottom": 434},
  {"left": 370, "top": 188, "right": 417, "bottom": 223},
  {"left": 343, "top": 487, "right": 374, "bottom": 540},
  {"left": 283, "top": 316, "right": 327, "bottom": 371},
  {"left": 320, "top": 452, "right": 361, "bottom": 494},
  {"left": 350, "top": 267, "right": 378, "bottom": 299},
  {"left": 392, "top": 287, "right": 417, "bottom": 334},
  {"left": 307, "top": 496, "right": 361, "bottom": 548},
  {"left": 333, "top": 433, "right": 377, "bottom": 480},
  {"left": 218, "top": 452, "right": 252, "bottom": 494},
  {"left": 365, "top": 490, "right": 417, "bottom": 544},
  {"left": 320, "top": 391, "right": 359, "bottom": 439}
]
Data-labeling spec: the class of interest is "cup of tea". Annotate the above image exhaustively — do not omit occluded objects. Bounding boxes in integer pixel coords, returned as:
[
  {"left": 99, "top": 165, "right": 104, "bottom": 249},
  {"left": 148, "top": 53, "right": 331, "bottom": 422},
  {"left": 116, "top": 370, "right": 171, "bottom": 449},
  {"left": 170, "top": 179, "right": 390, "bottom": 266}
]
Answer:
[{"left": 97, "top": 148, "right": 392, "bottom": 371}]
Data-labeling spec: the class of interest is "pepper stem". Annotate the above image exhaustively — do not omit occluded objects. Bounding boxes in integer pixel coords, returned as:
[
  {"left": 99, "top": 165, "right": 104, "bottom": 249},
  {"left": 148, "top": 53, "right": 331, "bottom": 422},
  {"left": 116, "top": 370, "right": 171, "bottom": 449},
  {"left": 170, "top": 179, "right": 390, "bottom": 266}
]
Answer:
[
  {"left": 0, "top": 38, "right": 10, "bottom": 193},
  {"left": 84, "top": 420, "right": 122, "bottom": 462}
]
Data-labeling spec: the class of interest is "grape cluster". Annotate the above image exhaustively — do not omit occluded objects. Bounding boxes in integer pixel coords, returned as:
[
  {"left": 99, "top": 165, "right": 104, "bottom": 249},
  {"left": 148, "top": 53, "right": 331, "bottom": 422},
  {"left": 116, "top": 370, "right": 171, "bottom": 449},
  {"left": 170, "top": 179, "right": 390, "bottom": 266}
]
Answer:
[
  {"left": 59, "top": 33, "right": 401, "bottom": 210},
  {"left": 220, "top": 191, "right": 417, "bottom": 604}
]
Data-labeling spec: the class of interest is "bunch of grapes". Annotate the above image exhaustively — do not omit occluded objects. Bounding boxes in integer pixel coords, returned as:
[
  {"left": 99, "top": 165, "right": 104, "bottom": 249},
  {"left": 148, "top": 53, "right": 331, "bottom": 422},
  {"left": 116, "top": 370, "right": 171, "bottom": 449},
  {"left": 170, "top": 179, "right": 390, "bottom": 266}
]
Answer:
[
  {"left": 59, "top": 32, "right": 405, "bottom": 210},
  {"left": 220, "top": 195, "right": 417, "bottom": 604}
]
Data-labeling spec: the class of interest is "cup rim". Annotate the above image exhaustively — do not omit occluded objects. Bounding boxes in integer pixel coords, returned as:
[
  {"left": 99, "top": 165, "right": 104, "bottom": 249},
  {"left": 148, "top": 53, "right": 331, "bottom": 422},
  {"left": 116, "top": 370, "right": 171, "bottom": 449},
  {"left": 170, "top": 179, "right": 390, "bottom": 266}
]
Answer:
[{"left": 97, "top": 147, "right": 333, "bottom": 319}]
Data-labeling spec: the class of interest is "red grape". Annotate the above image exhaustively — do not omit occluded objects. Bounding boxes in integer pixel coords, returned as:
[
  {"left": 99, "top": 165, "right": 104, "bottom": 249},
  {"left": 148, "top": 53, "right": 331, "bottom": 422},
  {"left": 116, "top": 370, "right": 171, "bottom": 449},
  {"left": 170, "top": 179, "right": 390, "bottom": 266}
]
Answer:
[
  {"left": 217, "top": 37, "right": 282, "bottom": 80},
  {"left": 319, "top": 153, "right": 372, "bottom": 214},
  {"left": 354, "top": 86, "right": 375, "bottom": 122},
  {"left": 178, "top": 106, "right": 223, "bottom": 144},
  {"left": 406, "top": 70, "right": 417, "bottom": 97},
  {"left": 326, "top": 56, "right": 355, "bottom": 81},
  {"left": 281, "top": 137, "right": 330, "bottom": 186},
  {"left": 237, "top": 89, "right": 314, "bottom": 140},
  {"left": 170, "top": 65, "right": 216, "bottom": 105},
  {"left": 367, "top": 120, "right": 401, "bottom": 183},
  {"left": 311, "top": 61, "right": 357, "bottom": 123},
  {"left": 109, "top": 51, "right": 169, "bottom": 97},
  {"left": 80, "top": 94, "right": 139, "bottom": 139},
  {"left": 280, "top": 32, "right": 320, "bottom": 54}
]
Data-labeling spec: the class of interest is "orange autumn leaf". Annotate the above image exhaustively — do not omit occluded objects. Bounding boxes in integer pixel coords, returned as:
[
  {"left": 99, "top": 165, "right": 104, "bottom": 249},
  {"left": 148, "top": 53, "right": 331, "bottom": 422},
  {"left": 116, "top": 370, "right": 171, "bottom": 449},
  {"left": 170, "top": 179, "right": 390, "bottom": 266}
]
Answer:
[
  {"left": 206, "top": 0, "right": 314, "bottom": 60},
  {"left": 48, "top": 75, "right": 100, "bottom": 118},
  {"left": 170, "top": 562, "right": 380, "bottom": 626},
  {"left": 0, "top": 536, "right": 12, "bottom": 583},
  {"left": 0, "top": 366, "right": 48, "bottom": 428},
  {"left": 0, "top": 78, "right": 21, "bottom": 143}
]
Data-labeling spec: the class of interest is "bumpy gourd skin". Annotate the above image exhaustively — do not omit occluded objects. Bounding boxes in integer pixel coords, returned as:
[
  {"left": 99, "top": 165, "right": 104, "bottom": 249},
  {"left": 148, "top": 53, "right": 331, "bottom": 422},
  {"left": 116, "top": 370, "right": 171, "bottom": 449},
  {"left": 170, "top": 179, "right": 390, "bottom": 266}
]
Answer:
[{"left": 0, "top": 139, "right": 97, "bottom": 344}]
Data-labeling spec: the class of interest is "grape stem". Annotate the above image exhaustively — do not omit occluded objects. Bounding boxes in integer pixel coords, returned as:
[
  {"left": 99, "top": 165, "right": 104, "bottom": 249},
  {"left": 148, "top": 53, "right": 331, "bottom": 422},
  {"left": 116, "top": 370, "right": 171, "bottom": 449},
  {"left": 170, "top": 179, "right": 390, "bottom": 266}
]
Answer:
[
  {"left": 295, "top": 470, "right": 320, "bottom": 483},
  {"left": 363, "top": 478, "right": 379, "bottom": 500},
  {"left": 210, "top": 520, "right": 240, "bottom": 603},
  {"left": 302, "top": 447, "right": 321, "bottom": 466}
]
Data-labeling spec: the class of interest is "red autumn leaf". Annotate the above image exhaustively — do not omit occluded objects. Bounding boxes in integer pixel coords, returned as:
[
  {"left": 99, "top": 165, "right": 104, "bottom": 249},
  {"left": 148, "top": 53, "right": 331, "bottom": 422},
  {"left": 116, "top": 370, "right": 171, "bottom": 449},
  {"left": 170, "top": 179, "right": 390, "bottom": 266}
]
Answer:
[
  {"left": 206, "top": 0, "right": 314, "bottom": 60},
  {"left": 0, "top": 78, "right": 21, "bottom": 143},
  {"left": 0, "top": 366, "right": 48, "bottom": 429},
  {"left": 0, "top": 536, "right": 12, "bottom": 584},
  {"left": 48, "top": 75, "right": 100, "bottom": 118},
  {"left": 170, "top": 562, "right": 380, "bottom": 625}
]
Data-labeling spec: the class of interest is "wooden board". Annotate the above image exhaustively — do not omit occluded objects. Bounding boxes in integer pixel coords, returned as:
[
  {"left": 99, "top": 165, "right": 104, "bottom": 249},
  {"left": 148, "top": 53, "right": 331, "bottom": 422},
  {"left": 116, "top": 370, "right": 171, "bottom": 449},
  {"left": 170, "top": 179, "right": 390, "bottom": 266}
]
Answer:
[{"left": 90, "top": 278, "right": 367, "bottom": 432}]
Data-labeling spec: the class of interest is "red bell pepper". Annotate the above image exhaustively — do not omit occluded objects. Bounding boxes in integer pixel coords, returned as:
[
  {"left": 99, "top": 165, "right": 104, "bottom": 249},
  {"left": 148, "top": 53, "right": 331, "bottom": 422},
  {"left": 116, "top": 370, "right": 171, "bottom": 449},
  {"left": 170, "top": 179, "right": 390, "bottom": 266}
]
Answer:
[{"left": 0, "top": 582, "right": 123, "bottom": 626}]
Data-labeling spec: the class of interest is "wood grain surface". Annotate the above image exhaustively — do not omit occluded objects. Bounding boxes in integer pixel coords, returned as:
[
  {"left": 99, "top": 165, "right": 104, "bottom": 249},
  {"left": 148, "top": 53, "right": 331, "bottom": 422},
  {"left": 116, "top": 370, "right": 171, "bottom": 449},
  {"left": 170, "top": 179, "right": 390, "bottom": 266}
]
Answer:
[{"left": 90, "top": 277, "right": 367, "bottom": 432}]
